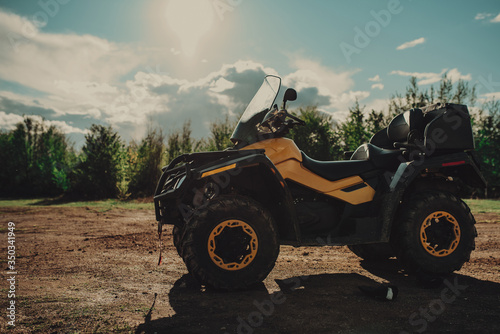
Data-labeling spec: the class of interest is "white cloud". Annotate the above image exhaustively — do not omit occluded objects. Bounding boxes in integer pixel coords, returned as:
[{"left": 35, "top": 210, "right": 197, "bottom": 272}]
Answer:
[
  {"left": 0, "top": 10, "right": 365, "bottom": 143},
  {"left": 0, "top": 56, "right": 280, "bottom": 142},
  {"left": 474, "top": 12, "right": 500, "bottom": 23},
  {"left": 0, "top": 56, "right": 365, "bottom": 142},
  {"left": 446, "top": 68, "right": 472, "bottom": 83},
  {"left": 210, "top": 78, "right": 235, "bottom": 93},
  {"left": 371, "top": 83, "right": 384, "bottom": 90},
  {"left": 0, "top": 111, "right": 24, "bottom": 130},
  {"left": 285, "top": 57, "right": 357, "bottom": 96},
  {"left": 124, "top": 58, "right": 364, "bottom": 139},
  {"left": 491, "top": 14, "right": 500, "bottom": 23},
  {"left": 0, "top": 111, "right": 86, "bottom": 134},
  {"left": 283, "top": 57, "right": 364, "bottom": 111},
  {"left": 365, "top": 98, "right": 391, "bottom": 113},
  {"left": 390, "top": 68, "right": 471, "bottom": 85},
  {"left": 396, "top": 37, "right": 426, "bottom": 50},
  {"left": 481, "top": 92, "right": 500, "bottom": 100},
  {"left": 0, "top": 10, "right": 145, "bottom": 96},
  {"left": 328, "top": 90, "right": 370, "bottom": 120},
  {"left": 368, "top": 75, "right": 381, "bottom": 82},
  {"left": 45, "top": 119, "right": 89, "bottom": 134},
  {"left": 475, "top": 13, "right": 492, "bottom": 20}
]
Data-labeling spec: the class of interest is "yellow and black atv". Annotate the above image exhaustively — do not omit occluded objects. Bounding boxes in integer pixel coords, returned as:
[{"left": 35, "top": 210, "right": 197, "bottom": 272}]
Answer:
[{"left": 154, "top": 75, "right": 486, "bottom": 290}]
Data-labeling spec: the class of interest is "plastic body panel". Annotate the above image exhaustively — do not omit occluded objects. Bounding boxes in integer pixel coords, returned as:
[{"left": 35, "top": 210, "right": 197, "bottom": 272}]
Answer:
[{"left": 244, "top": 138, "right": 375, "bottom": 205}]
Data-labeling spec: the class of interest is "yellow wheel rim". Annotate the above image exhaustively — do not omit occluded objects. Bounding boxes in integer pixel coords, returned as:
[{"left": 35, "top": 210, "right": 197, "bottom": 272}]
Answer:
[
  {"left": 207, "top": 220, "right": 258, "bottom": 271},
  {"left": 420, "top": 211, "right": 461, "bottom": 257}
]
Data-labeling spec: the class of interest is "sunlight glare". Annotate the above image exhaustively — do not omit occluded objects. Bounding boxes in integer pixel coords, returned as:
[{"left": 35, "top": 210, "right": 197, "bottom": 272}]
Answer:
[{"left": 166, "top": 0, "right": 215, "bottom": 57}]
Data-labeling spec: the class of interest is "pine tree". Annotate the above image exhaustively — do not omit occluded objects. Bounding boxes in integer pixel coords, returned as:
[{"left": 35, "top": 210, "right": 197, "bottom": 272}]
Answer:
[{"left": 73, "top": 124, "right": 124, "bottom": 199}]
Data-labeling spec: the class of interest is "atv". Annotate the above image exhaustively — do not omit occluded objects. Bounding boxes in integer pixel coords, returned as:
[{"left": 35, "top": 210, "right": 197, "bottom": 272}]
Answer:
[{"left": 154, "top": 75, "right": 486, "bottom": 290}]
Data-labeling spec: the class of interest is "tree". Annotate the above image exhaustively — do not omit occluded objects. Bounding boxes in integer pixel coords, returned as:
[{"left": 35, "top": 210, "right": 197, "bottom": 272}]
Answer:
[
  {"left": 405, "top": 76, "right": 428, "bottom": 108},
  {"left": 288, "top": 106, "right": 335, "bottom": 160},
  {"left": 388, "top": 74, "right": 478, "bottom": 120},
  {"left": 366, "top": 110, "right": 389, "bottom": 137},
  {"left": 73, "top": 124, "right": 124, "bottom": 199},
  {"left": 128, "top": 127, "right": 165, "bottom": 197},
  {"left": 474, "top": 100, "right": 500, "bottom": 194},
  {"left": 337, "top": 100, "right": 370, "bottom": 153},
  {"left": 438, "top": 73, "right": 453, "bottom": 103},
  {"left": 166, "top": 120, "right": 193, "bottom": 164},
  {"left": 0, "top": 117, "right": 73, "bottom": 196},
  {"left": 204, "top": 116, "right": 235, "bottom": 151}
]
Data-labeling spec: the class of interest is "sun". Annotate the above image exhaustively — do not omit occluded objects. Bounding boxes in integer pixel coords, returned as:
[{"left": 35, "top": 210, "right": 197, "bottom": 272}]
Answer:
[{"left": 166, "top": 0, "right": 215, "bottom": 57}]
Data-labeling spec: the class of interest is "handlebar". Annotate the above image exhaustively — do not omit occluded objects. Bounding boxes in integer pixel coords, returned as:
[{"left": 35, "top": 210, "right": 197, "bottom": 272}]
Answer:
[
  {"left": 258, "top": 109, "right": 305, "bottom": 138},
  {"left": 284, "top": 111, "right": 306, "bottom": 126}
]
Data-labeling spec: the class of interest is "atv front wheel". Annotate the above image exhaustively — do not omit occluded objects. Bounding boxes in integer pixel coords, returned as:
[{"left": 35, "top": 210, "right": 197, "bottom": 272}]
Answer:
[
  {"left": 180, "top": 195, "right": 279, "bottom": 290},
  {"left": 172, "top": 225, "right": 184, "bottom": 256},
  {"left": 392, "top": 191, "right": 476, "bottom": 274},
  {"left": 348, "top": 243, "right": 395, "bottom": 261}
]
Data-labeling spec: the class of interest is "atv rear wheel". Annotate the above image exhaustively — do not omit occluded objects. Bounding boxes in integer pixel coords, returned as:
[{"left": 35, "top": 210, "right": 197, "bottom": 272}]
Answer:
[
  {"left": 180, "top": 195, "right": 279, "bottom": 290},
  {"left": 392, "top": 191, "right": 476, "bottom": 274},
  {"left": 348, "top": 243, "right": 395, "bottom": 261}
]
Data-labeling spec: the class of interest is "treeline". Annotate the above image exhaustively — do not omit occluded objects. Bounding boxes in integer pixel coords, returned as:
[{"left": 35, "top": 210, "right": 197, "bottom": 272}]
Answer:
[
  {"left": 0, "top": 75, "right": 498, "bottom": 199},
  {"left": 0, "top": 116, "right": 237, "bottom": 199}
]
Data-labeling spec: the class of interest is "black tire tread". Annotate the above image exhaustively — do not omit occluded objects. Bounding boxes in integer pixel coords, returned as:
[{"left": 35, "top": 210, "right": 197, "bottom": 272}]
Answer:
[
  {"left": 180, "top": 195, "right": 279, "bottom": 290},
  {"left": 392, "top": 190, "right": 476, "bottom": 274}
]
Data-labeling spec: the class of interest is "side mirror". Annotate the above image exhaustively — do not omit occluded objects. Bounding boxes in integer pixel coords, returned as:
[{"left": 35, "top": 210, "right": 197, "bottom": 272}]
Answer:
[{"left": 282, "top": 88, "right": 297, "bottom": 109}]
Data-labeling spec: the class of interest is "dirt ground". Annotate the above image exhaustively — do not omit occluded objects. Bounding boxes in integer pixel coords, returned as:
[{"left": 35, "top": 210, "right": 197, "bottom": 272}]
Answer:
[{"left": 0, "top": 205, "right": 499, "bottom": 333}]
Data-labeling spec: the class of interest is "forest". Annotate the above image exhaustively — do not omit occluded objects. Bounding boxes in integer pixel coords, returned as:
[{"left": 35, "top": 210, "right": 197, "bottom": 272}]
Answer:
[{"left": 1, "top": 75, "right": 498, "bottom": 199}]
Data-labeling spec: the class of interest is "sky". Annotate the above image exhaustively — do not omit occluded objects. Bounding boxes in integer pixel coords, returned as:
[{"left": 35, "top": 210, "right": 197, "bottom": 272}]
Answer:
[{"left": 0, "top": 0, "right": 499, "bottom": 148}]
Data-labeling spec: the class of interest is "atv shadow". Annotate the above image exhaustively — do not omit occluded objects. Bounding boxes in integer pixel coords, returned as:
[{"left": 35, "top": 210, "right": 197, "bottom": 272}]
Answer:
[
  {"left": 359, "top": 258, "right": 466, "bottom": 289},
  {"left": 136, "top": 270, "right": 500, "bottom": 334},
  {"left": 358, "top": 258, "right": 415, "bottom": 285}
]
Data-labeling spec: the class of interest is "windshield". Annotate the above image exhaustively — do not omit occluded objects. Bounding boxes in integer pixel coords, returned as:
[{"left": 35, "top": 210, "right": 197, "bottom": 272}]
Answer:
[{"left": 230, "top": 75, "right": 281, "bottom": 146}]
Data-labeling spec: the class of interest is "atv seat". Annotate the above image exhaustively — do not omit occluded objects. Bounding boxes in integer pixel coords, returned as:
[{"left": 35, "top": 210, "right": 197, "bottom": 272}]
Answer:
[
  {"left": 351, "top": 143, "right": 401, "bottom": 169},
  {"left": 301, "top": 153, "right": 374, "bottom": 181}
]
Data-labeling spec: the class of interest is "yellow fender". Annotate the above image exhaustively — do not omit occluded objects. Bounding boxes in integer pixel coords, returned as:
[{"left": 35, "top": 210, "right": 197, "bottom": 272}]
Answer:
[{"left": 245, "top": 138, "right": 375, "bottom": 205}]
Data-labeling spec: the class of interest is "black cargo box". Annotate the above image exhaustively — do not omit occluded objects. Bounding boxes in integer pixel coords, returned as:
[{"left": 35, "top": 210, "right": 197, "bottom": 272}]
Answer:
[{"left": 420, "top": 103, "right": 475, "bottom": 151}]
